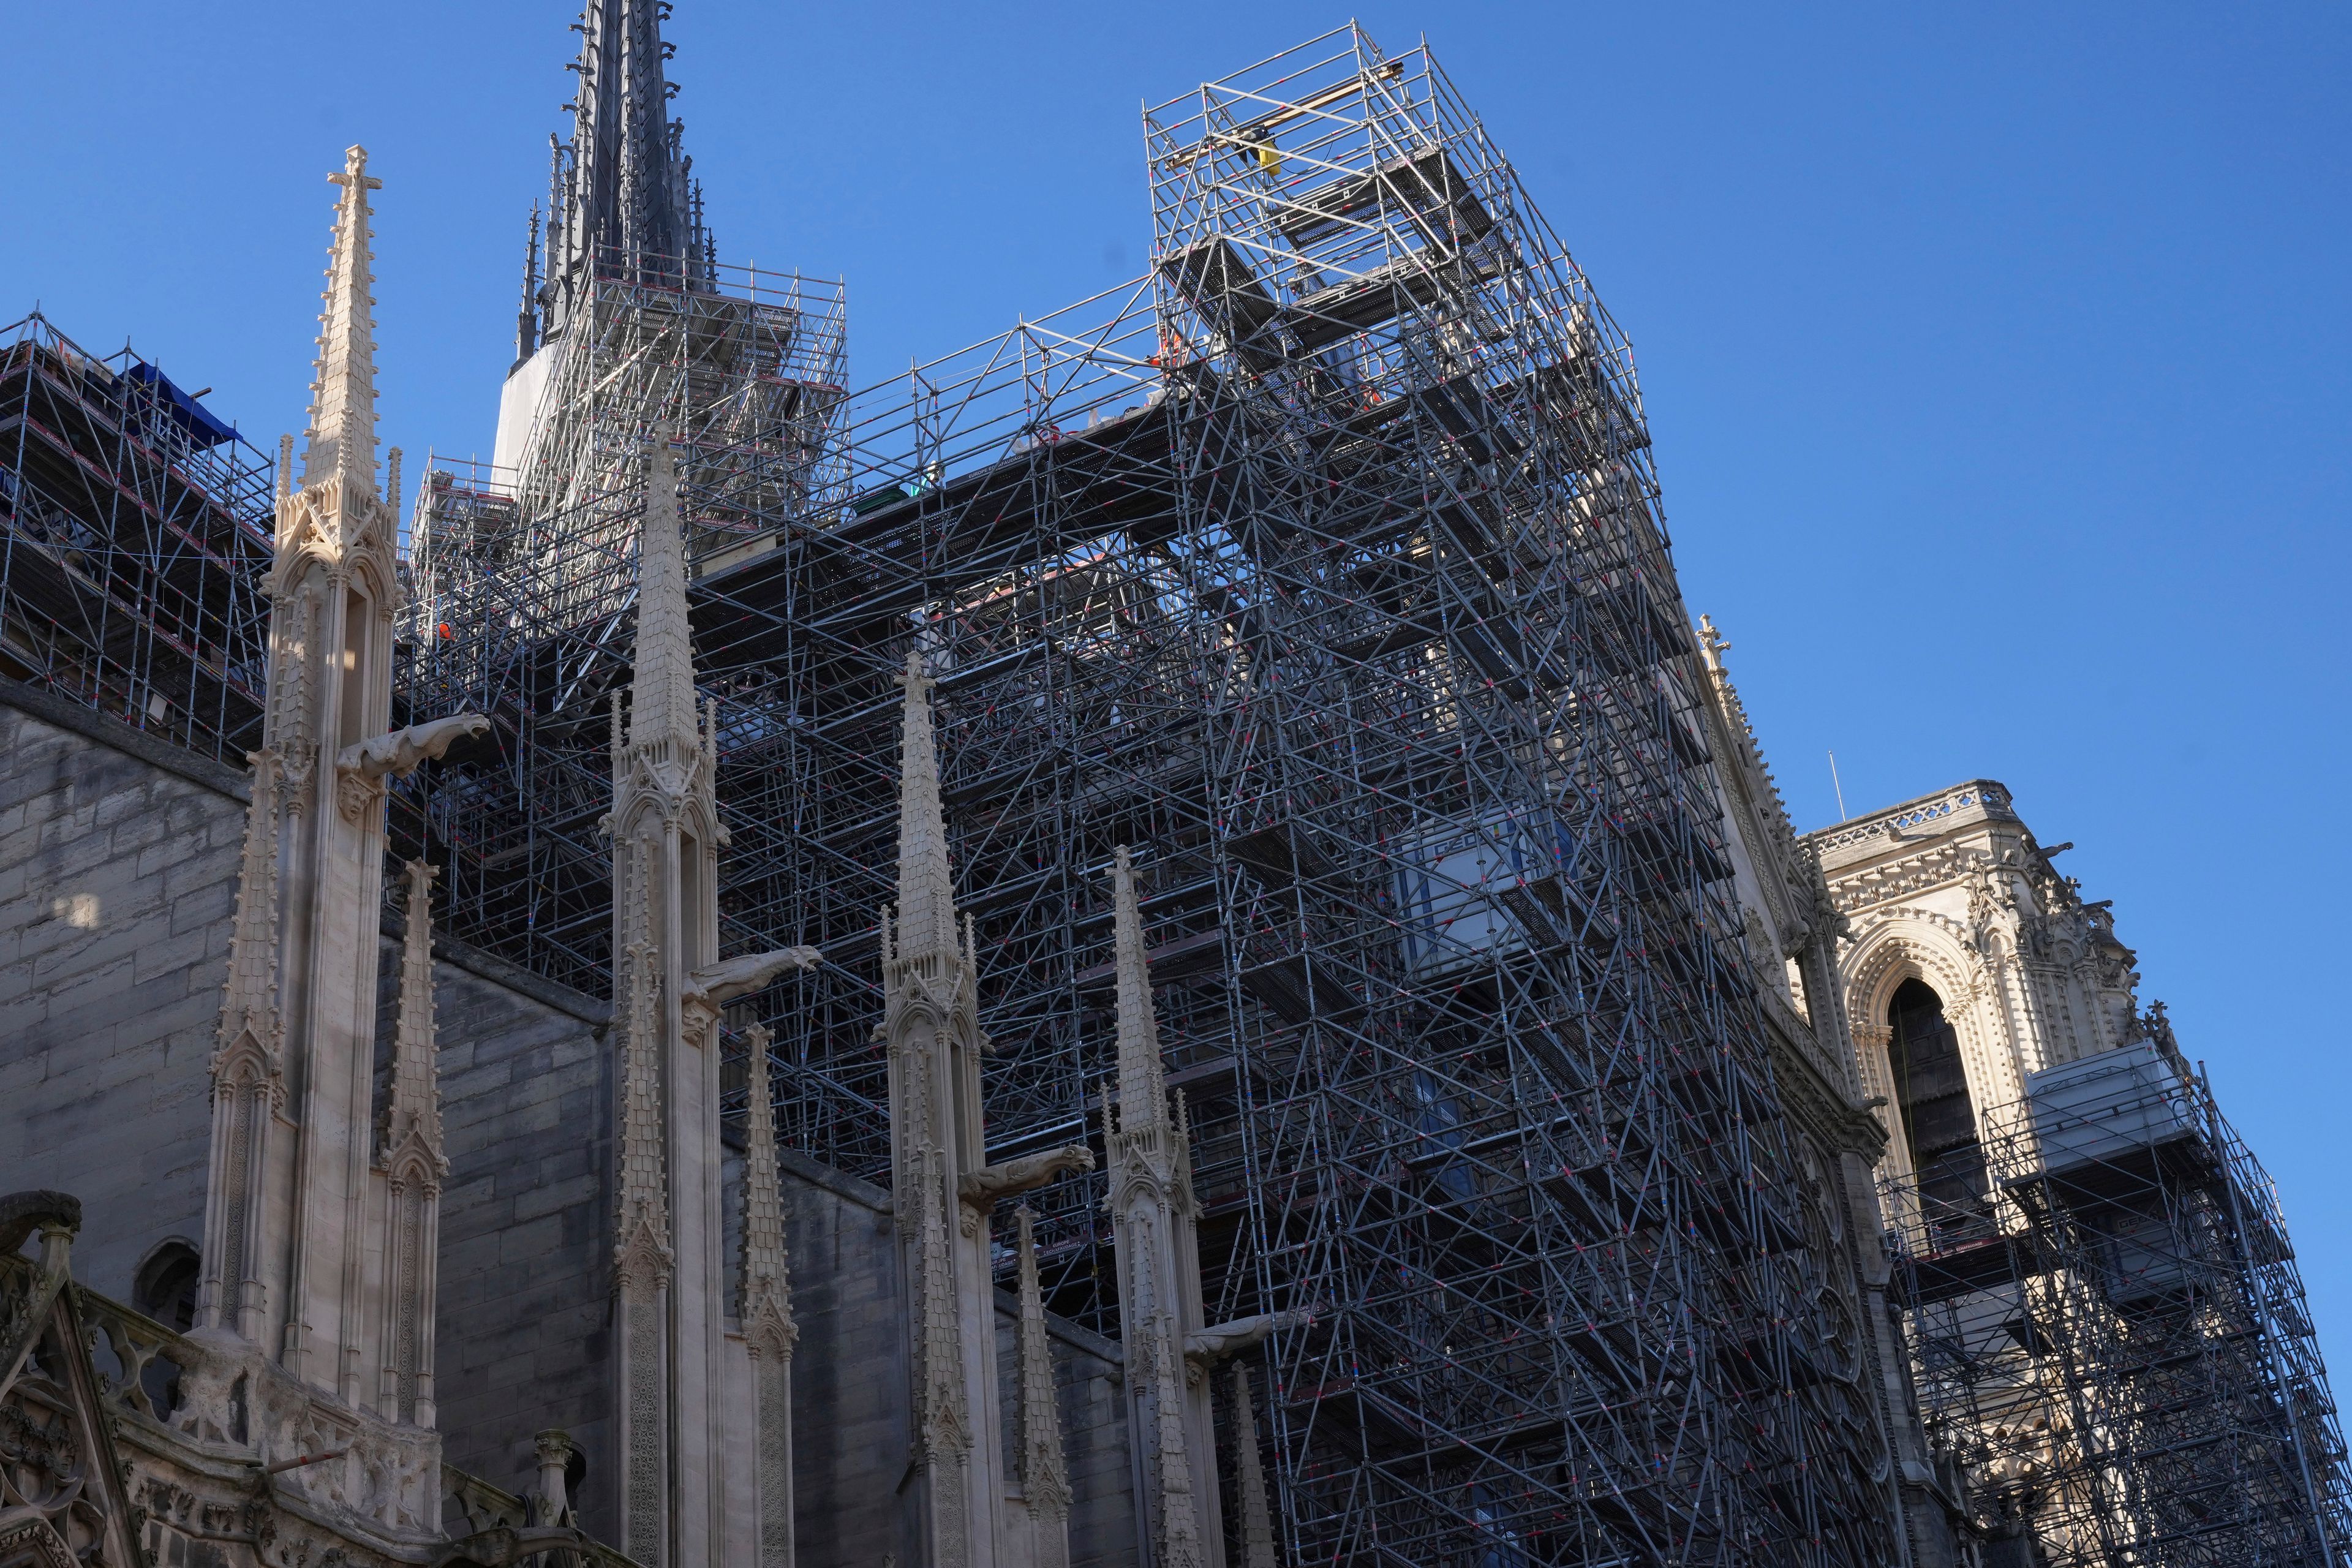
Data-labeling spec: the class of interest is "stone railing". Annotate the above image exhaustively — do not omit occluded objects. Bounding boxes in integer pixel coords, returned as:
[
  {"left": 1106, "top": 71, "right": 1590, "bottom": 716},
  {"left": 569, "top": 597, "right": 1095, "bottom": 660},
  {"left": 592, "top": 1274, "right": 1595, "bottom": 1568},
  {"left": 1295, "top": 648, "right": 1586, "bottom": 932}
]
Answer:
[
  {"left": 0, "top": 1248, "right": 638, "bottom": 1568},
  {"left": 1810, "top": 782, "right": 2012, "bottom": 853},
  {"left": 442, "top": 1466, "right": 639, "bottom": 1568},
  {"left": 75, "top": 1279, "right": 202, "bottom": 1431}
]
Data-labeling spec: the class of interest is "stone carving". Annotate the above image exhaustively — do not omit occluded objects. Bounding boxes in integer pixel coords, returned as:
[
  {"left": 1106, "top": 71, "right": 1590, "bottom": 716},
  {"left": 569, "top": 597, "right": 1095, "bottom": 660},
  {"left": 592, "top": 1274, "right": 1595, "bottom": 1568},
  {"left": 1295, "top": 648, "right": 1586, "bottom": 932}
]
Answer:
[
  {"left": 200, "top": 746, "right": 285, "bottom": 1344},
  {"left": 1229, "top": 1365, "right": 1277, "bottom": 1568},
  {"left": 881, "top": 650, "right": 1017, "bottom": 1566},
  {"left": 1182, "top": 1310, "right": 1309, "bottom": 1386},
  {"left": 737, "top": 1023, "right": 798, "bottom": 1568},
  {"left": 1012, "top": 1208, "right": 1071, "bottom": 1568},
  {"left": 375, "top": 861, "right": 445, "bottom": 1427},
  {"left": 682, "top": 946, "right": 821, "bottom": 1012},
  {"left": 0, "top": 1207, "right": 143, "bottom": 1568},
  {"left": 957, "top": 1145, "right": 1094, "bottom": 1234},
  {"left": 1101, "top": 844, "right": 1232, "bottom": 1565},
  {"left": 333, "top": 713, "right": 490, "bottom": 821}
]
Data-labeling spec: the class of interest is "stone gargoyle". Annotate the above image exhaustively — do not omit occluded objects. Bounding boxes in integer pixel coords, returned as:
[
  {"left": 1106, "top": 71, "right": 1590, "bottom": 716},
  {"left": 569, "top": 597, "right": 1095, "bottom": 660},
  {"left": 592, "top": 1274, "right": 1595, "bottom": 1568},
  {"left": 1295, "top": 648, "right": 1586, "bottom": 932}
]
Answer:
[
  {"left": 1184, "top": 1308, "right": 1314, "bottom": 1382},
  {"left": 958, "top": 1145, "right": 1096, "bottom": 1232},
  {"left": 682, "top": 948, "right": 823, "bottom": 1011},
  {"left": 337, "top": 713, "right": 492, "bottom": 782},
  {"left": 333, "top": 714, "right": 491, "bottom": 822}
]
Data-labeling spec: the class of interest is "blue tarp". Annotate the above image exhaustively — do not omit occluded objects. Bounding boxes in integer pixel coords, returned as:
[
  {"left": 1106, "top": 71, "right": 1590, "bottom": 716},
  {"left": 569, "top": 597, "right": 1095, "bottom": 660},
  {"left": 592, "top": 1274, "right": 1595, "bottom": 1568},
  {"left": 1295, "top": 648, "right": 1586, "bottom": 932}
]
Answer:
[{"left": 122, "top": 360, "right": 239, "bottom": 450}]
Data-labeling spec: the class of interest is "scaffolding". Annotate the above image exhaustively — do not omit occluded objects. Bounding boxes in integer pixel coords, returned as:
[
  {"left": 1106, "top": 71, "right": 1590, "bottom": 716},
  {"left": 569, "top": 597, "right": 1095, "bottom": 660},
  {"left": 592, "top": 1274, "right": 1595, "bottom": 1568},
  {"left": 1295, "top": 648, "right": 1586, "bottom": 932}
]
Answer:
[
  {"left": 0, "top": 312, "right": 274, "bottom": 763},
  {"left": 1886, "top": 1032, "right": 2351, "bottom": 1566},
  {"left": 398, "top": 23, "right": 1913, "bottom": 1562},
  {"left": 393, "top": 257, "right": 847, "bottom": 982}
]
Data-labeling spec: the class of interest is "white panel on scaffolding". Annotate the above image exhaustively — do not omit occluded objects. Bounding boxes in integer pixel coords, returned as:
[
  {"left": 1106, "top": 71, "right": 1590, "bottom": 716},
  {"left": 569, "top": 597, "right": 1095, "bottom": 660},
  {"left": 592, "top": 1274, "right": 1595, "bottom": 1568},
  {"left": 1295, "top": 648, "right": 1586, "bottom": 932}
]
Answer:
[
  {"left": 1395, "top": 812, "right": 1561, "bottom": 978},
  {"left": 493, "top": 336, "right": 563, "bottom": 475},
  {"left": 2020, "top": 1039, "right": 2193, "bottom": 1176}
]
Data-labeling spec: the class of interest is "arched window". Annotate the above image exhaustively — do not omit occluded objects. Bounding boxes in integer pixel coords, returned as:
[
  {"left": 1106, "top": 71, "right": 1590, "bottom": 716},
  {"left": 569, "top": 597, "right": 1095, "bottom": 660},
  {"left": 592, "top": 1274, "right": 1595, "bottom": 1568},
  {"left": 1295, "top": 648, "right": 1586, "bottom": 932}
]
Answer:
[
  {"left": 134, "top": 1240, "right": 201, "bottom": 1332},
  {"left": 1887, "top": 978, "right": 1988, "bottom": 1221}
]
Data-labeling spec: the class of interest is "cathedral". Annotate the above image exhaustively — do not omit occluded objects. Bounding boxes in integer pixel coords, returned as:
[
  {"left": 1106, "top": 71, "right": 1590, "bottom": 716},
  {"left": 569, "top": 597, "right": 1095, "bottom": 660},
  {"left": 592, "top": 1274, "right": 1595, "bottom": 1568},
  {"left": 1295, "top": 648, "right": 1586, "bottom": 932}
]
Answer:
[{"left": 1, "top": 9, "right": 2345, "bottom": 1568}]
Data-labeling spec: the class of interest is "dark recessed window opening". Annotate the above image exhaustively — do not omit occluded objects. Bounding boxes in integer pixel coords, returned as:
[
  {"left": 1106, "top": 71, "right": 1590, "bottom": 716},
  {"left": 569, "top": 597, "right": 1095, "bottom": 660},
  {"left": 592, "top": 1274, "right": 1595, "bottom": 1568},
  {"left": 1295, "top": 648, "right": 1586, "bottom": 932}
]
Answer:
[{"left": 1887, "top": 978, "right": 1989, "bottom": 1223}]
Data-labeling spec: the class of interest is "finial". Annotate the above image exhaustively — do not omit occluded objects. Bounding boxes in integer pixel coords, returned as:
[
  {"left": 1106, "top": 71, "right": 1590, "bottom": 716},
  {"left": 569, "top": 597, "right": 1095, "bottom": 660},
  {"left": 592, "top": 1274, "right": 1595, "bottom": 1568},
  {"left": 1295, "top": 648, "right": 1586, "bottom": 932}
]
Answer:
[
  {"left": 385, "top": 447, "right": 403, "bottom": 514},
  {"left": 1697, "top": 614, "right": 1728, "bottom": 674},
  {"left": 276, "top": 434, "right": 293, "bottom": 499}
]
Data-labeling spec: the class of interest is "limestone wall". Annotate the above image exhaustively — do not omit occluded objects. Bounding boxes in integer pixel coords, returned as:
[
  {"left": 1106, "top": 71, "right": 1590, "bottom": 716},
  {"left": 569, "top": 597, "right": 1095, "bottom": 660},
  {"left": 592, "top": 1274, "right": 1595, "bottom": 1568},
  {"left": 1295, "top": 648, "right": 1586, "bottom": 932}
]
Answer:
[{"left": 0, "top": 682, "right": 245, "bottom": 1308}]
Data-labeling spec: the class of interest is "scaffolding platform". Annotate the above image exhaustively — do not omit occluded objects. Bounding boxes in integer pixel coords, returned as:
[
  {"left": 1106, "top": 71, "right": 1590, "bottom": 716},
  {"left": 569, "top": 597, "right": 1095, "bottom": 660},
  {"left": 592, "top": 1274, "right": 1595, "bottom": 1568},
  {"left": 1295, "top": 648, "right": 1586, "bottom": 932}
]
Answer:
[{"left": 0, "top": 312, "right": 274, "bottom": 763}]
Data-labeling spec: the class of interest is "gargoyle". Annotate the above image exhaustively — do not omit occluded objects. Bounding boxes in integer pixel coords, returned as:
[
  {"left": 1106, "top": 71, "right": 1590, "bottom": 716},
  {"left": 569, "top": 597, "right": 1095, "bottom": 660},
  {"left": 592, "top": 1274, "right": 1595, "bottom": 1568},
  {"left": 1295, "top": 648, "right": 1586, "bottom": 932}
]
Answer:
[
  {"left": 957, "top": 1145, "right": 1096, "bottom": 1231},
  {"left": 1183, "top": 1308, "right": 1312, "bottom": 1381},
  {"left": 682, "top": 947, "right": 822, "bottom": 1009},
  {"left": 336, "top": 713, "right": 491, "bottom": 783}
]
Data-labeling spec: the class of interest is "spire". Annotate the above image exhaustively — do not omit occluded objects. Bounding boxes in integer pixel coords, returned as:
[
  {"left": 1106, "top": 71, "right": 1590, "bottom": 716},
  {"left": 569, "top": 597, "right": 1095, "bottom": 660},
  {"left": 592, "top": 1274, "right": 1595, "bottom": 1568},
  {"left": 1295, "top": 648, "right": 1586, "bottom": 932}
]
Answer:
[
  {"left": 213, "top": 748, "right": 285, "bottom": 1082},
  {"left": 630, "top": 431, "right": 700, "bottom": 752},
  {"left": 380, "top": 860, "right": 445, "bottom": 1176},
  {"left": 737, "top": 1023, "right": 795, "bottom": 1353},
  {"left": 1231, "top": 1366, "right": 1277, "bottom": 1568},
  {"left": 892, "top": 652, "right": 960, "bottom": 963},
  {"left": 302, "top": 145, "right": 382, "bottom": 494},
  {"left": 1014, "top": 1208, "right": 1073, "bottom": 1536},
  {"left": 550, "top": 0, "right": 692, "bottom": 335},
  {"left": 1112, "top": 846, "right": 1171, "bottom": 1130},
  {"left": 516, "top": 200, "right": 541, "bottom": 365}
]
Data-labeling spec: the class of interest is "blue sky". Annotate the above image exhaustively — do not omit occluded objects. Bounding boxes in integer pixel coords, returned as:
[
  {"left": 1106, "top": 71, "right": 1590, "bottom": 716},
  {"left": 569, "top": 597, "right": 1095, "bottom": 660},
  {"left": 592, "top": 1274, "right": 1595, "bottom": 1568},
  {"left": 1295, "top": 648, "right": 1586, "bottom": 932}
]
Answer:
[{"left": 7, "top": 4, "right": 2350, "bottom": 1374}]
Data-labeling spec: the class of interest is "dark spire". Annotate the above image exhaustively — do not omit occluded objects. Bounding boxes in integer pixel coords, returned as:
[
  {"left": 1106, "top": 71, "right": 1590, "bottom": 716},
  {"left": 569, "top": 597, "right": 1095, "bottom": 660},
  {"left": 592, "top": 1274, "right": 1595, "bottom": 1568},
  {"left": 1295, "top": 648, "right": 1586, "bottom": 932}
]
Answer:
[
  {"left": 514, "top": 200, "right": 541, "bottom": 368},
  {"left": 545, "top": 0, "right": 695, "bottom": 338}
]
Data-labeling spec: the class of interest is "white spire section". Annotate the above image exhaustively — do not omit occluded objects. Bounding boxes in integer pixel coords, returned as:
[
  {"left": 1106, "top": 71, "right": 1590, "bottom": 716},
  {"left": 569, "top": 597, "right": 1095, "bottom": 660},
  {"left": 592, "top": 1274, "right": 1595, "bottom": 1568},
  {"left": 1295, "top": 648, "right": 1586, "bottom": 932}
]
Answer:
[
  {"left": 882, "top": 654, "right": 1091, "bottom": 1568},
  {"left": 1229, "top": 1367, "right": 1276, "bottom": 1568},
  {"left": 614, "top": 940, "right": 674, "bottom": 1287},
  {"left": 198, "top": 748, "right": 285, "bottom": 1342},
  {"left": 612, "top": 940, "right": 673, "bottom": 1565},
  {"left": 892, "top": 650, "right": 962, "bottom": 964},
  {"left": 303, "top": 146, "right": 381, "bottom": 497},
  {"left": 380, "top": 862, "right": 446, "bottom": 1178},
  {"left": 186, "top": 148, "right": 484, "bottom": 1536},
  {"left": 739, "top": 1023, "right": 799, "bottom": 1568},
  {"left": 1014, "top": 1207, "right": 1072, "bottom": 1568},
  {"left": 1105, "top": 846, "right": 1307, "bottom": 1567},
  {"left": 376, "top": 861, "right": 447, "bottom": 1427},
  {"left": 1103, "top": 845, "right": 1213, "bottom": 1568},
  {"left": 606, "top": 426, "right": 807, "bottom": 1566},
  {"left": 631, "top": 431, "right": 702, "bottom": 755}
]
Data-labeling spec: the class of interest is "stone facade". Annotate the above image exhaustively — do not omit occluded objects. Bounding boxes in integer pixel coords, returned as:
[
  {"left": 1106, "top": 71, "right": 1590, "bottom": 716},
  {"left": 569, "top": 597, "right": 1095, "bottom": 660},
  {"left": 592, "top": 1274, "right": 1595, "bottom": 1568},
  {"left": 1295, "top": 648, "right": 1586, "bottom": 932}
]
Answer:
[{"left": 1806, "top": 778, "right": 2143, "bottom": 1180}]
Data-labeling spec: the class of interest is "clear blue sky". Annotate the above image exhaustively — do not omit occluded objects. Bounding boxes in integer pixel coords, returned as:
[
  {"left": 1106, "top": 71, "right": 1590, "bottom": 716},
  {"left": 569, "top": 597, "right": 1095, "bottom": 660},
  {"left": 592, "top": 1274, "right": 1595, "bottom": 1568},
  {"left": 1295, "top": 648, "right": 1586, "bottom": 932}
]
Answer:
[{"left": 8, "top": 4, "right": 2349, "bottom": 1373}]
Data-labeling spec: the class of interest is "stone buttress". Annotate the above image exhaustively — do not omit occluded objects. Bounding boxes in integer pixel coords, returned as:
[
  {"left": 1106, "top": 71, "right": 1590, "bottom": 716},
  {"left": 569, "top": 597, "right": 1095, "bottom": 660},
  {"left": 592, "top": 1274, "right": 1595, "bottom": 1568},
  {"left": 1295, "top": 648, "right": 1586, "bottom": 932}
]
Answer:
[
  {"left": 191, "top": 143, "right": 485, "bottom": 1540},
  {"left": 1104, "top": 846, "right": 1291, "bottom": 1568},
  {"left": 608, "top": 429, "right": 813, "bottom": 1566},
  {"left": 881, "top": 652, "right": 1091, "bottom": 1568}
]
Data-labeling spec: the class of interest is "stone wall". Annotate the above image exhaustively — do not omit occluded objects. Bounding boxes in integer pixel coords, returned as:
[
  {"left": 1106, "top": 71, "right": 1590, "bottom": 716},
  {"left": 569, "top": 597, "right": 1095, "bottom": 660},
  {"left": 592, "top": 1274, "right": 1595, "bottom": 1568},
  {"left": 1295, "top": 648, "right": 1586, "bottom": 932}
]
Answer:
[{"left": 0, "top": 682, "right": 246, "bottom": 1308}]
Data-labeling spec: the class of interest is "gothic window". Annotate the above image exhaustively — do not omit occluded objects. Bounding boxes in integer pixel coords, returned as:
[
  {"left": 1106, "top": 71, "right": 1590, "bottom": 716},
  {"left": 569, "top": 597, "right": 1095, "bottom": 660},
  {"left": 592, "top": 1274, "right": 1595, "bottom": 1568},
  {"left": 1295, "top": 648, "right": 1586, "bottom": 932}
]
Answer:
[
  {"left": 135, "top": 1240, "right": 201, "bottom": 1331},
  {"left": 1887, "top": 978, "right": 1990, "bottom": 1226}
]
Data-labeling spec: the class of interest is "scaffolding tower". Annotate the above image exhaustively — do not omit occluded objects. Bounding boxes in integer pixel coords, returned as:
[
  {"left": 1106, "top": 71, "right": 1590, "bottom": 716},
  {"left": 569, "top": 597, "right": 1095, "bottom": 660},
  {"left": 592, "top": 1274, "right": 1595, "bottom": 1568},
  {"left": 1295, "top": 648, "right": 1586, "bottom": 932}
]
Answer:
[
  {"left": 0, "top": 312, "right": 274, "bottom": 764},
  {"left": 398, "top": 23, "right": 1911, "bottom": 1563},
  {"left": 1886, "top": 1031, "right": 2351, "bottom": 1566}
]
